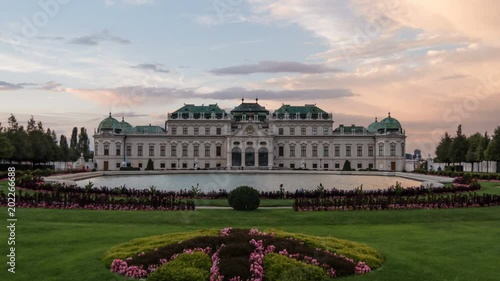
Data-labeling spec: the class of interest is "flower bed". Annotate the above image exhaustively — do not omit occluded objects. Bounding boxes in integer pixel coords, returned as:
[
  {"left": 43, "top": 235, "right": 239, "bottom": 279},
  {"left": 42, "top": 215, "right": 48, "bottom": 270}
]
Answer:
[{"left": 104, "top": 228, "right": 383, "bottom": 280}]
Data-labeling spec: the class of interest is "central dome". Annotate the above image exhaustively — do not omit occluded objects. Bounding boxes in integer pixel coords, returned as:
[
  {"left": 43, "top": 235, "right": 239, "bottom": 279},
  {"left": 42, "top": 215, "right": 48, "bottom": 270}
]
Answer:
[
  {"left": 378, "top": 113, "right": 401, "bottom": 130},
  {"left": 98, "top": 113, "right": 122, "bottom": 132}
]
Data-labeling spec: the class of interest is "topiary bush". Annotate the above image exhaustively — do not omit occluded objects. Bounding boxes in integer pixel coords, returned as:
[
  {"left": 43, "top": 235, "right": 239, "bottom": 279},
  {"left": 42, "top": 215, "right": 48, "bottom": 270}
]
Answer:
[
  {"left": 263, "top": 253, "right": 331, "bottom": 281},
  {"left": 148, "top": 252, "right": 211, "bottom": 281},
  {"left": 228, "top": 185, "right": 260, "bottom": 211}
]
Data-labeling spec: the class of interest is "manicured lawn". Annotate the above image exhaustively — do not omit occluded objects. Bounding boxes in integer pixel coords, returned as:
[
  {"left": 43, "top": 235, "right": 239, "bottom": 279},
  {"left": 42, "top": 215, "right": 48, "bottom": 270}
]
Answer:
[{"left": 1, "top": 180, "right": 500, "bottom": 280}]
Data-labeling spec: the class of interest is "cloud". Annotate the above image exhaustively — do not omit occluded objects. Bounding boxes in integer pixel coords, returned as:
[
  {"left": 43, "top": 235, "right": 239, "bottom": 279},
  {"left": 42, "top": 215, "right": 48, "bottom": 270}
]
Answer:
[
  {"left": 38, "top": 81, "right": 64, "bottom": 91},
  {"left": 205, "top": 87, "right": 355, "bottom": 100},
  {"left": 439, "top": 74, "right": 467, "bottom": 81},
  {"left": 69, "top": 30, "right": 131, "bottom": 46},
  {"left": 36, "top": 36, "right": 65, "bottom": 41},
  {"left": 131, "top": 63, "right": 169, "bottom": 73},
  {"left": 0, "top": 81, "right": 24, "bottom": 91},
  {"left": 210, "top": 61, "right": 341, "bottom": 75},
  {"left": 105, "top": 0, "right": 153, "bottom": 6}
]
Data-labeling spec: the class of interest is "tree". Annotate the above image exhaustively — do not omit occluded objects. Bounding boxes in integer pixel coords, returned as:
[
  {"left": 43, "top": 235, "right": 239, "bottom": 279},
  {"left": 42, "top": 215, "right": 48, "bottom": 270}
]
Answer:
[
  {"left": 342, "top": 160, "right": 352, "bottom": 171},
  {"left": 485, "top": 126, "right": 500, "bottom": 161},
  {"left": 27, "top": 115, "right": 37, "bottom": 132},
  {"left": 449, "top": 125, "right": 468, "bottom": 163},
  {"left": 6, "top": 127, "right": 33, "bottom": 163},
  {"left": 59, "top": 135, "right": 70, "bottom": 162},
  {"left": 145, "top": 159, "right": 154, "bottom": 170},
  {"left": 8, "top": 114, "right": 18, "bottom": 132},
  {"left": 0, "top": 122, "right": 3, "bottom": 133},
  {"left": 435, "top": 132, "right": 452, "bottom": 163},
  {"left": 69, "top": 127, "right": 79, "bottom": 161},
  {"left": 78, "top": 127, "right": 90, "bottom": 161},
  {"left": 0, "top": 134, "right": 15, "bottom": 160}
]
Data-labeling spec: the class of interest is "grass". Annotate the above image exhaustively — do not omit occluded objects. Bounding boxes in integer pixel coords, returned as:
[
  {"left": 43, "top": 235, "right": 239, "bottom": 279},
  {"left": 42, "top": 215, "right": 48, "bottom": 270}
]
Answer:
[{"left": 0, "top": 181, "right": 499, "bottom": 280}]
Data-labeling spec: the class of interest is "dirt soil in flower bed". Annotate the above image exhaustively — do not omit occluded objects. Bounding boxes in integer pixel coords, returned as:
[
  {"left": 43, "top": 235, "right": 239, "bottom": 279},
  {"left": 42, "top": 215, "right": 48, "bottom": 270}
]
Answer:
[{"left": 105, "top": 228, "right": 382, "bottom": 280}]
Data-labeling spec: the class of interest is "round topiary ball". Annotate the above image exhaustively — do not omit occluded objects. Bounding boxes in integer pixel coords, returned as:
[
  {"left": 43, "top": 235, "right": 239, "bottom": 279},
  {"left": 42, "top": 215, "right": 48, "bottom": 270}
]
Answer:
[{"left": 228, "top": 186, "right": 260, "bottom": 211}]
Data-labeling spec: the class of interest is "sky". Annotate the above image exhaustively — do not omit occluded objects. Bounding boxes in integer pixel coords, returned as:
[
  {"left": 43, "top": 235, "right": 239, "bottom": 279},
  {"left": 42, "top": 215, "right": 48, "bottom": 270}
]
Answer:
[{"left": 1, "top": 0, "right": 499, "bottom": 157}]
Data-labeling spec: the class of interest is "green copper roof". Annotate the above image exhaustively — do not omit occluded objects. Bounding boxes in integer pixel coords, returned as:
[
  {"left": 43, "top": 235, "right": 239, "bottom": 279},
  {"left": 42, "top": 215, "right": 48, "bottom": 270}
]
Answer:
[
  {"left": 120, "top": 117, "right": 133, "bottom": 129},
  {"left": 173, "top": 104, "right": 225, "bottom": 114},
  {"left": 274, "top": 104, "right": 327, "bottom": 115},
  {"left": 334, "top": 125, "right": 368, "bottom": 134},
  {"left": 98, "top": 113, "right": 121, "bottom": 131},
  {"left": 367, "top": 118, "right": 380, "bottom": 132},
  {"left": 378, "top": 113, "right": 402, "bottom": 130},
  {"left": 124, "top": 125, "right": 166, "bottom": 134},
  {"left": 231, "top": 101, "right": 269, "bottom": 113}
]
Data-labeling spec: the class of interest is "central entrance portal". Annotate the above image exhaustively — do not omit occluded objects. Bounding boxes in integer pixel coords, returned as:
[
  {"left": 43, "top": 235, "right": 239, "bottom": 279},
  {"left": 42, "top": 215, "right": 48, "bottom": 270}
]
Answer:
[
  {"left": 258, "top": 147, "right": 268, "bottom": 166},
  {"left": 245, "top": 147, "right": 255, "bottom": 166}
]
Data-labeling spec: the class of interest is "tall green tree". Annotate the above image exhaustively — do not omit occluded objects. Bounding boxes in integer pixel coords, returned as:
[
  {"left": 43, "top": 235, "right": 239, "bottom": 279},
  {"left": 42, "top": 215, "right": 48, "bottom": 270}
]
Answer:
[
  {"left": 0, "top": 134, "right": 15, "bottom": 160},
  {"left": 27, "top": 115, "right": 37, "bottom": 132},
  {"left": 69, "top": 127, "right": 79, "bottom": 161},
  {"left": 0, "top": 122, "right": 3, "bottom": 133},
  {"left": 78, "top": 127, "right": 90, "bottom": 161},
  {"left": 7, "top": 114, "right": 18, "bottom": 132},
  {"left": 435, "top": 132, "right": 452, "bottom": 163},
  {"left": 485, "top": 126, "right": 500, "bottom": 161},
  {"left": 449, "top": 125, "right": 468, "bottom": 163},
  {"left": 6, "top": 127, "right": 33, "bottom": 163},
  {"left": 59, "top": 135, "right": 70, "bottom": 162}
]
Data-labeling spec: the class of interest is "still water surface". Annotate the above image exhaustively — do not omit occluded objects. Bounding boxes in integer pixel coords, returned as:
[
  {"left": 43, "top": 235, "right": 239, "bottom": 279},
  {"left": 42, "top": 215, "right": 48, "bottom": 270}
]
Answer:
[{"left": 76, "top": 174, "right": 422, "bottom": 192}]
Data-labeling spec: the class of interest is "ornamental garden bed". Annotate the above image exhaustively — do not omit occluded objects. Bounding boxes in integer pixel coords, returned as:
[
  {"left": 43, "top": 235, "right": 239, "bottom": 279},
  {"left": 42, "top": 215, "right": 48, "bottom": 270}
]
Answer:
[{"left": 103, "top": 228, "right": 383, "bottom": 280}]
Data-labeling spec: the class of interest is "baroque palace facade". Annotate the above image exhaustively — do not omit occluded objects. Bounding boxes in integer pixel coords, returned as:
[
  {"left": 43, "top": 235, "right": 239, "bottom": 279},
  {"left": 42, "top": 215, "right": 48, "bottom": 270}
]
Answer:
[{"left": 93, "top": 100, "right": 406, "bottom": 171}]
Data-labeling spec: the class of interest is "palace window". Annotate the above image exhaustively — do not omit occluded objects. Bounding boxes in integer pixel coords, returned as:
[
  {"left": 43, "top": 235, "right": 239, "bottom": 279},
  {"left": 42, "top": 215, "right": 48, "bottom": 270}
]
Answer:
[
  {"left": 205, "top": 145, "right": 211, "bottom": 157},
  {"left": 149, "top": 145, "right": 154, "bottom": 156},
  {"left": 335, "top": 163, "right": 340, "bottom": 169},
  {"left": 171, "top": 162, "right": 176, "bottom": 169},
  {"left": 312, "top": 145, "right": 318, "bottom": 157},
  {"left": 205, "top": 163, "right": 210, "bottom": 169},
  {"left": 278, "top": 128, "right": 284, "bottom": 135},
  {"left": 116, "top": 147, "right": 121, "bottom": 156},
  {"left": 104, "top": 144, "right": 109, "bottom": 156},
  {"left": 335, "top": 146, "right": 340, "bottom": 157},
  {"left": 160, "top": 145, "right": 166, "bottom": 156},
  {"left": 116, "top": 163, "right": 120, "bottom": 168},
  {"left": 95, "top": 144, "right": 98, "bottom": 156},
  {"left": 278, "top": 146, "right": 284, "bottom": 156},
  {"left": 368, "top": 146, "right": 374, "bottom": 157},
  {"left": 194, "top": 145, "right": 199, "bottom": 157},
  {"left": 390, "top": 144, "right": 396, "bottom": 156},
  {"left": 205, "top": 127, "right": 210, "bottom": 135},
  {"left": 290, "top": 145, "right": 296, "bottom": 157},
  {"left": 216, "top": 146, "right": 222, "bottom": 157},
  {"left": 323, "top": 126, "right": 329, "bottom": 135},
  {"left": 290, "top": 127, "right": 295, "bottom": 135},
  {"left": 357, "top": 145, "right": 362, "bottom": 157},
  {"left": 312, "top": 127, "right": 317, "bottom": 135},
  {"left": 346, "top": 146, "right": 351, "bottom": 157},
  {"left": 138, "top": 145, "right": 143, "bottom": 156},
  {"left": 182, "top": 145, "right": 188, "bottom": 157},
  {"left": 301, "top": 127, "right": 306, "bottom": 135},
  {"left": 171, "top": 127, "right": 177, "bottom": 135},
  {"left": 160, "top": 163, "right": 165, "bottom": 168},
  {"left": 194, "top": 127, "right": 199, "bottom": 135},
  {"left": 126, "top": 145, "right": 131, "bottom": 156},
  {"left": 369, "top": 163, "right": 374, "bottom": 169},
  {"left": 183, "top": 127, "right": 188, "bottom": 135},
  {"left": 171, "top": 146, "right": 177, "bottom": 157},
  {"left": 323, "top": 145, "right": 329, "bottom": 157},
  {"left": 357, "top": 163, "right": 362, "bottom": 169},
  {"left": 216, "top": 127, "right": 222, "bottom": 135},
  {"left": 379, "top": 145, "right": 384, "bottom": 156},
  {"left": 301, "top": 145, "right": 307, "bottom": 157},
  {"left": 401, "top": 143, "right": 405, "bottom": 156}
]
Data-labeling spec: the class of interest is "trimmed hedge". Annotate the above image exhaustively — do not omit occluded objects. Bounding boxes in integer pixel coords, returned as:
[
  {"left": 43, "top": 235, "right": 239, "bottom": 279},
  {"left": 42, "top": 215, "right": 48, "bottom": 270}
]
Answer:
[
  {"left": 263, "top": 253, "right": 331, "bottom": 281},
  {"left": 148, "top": 252, "right": 211, "bottom": 281},
  {"left": 228, "top": 185, "right": 260, "bottom": 211}
]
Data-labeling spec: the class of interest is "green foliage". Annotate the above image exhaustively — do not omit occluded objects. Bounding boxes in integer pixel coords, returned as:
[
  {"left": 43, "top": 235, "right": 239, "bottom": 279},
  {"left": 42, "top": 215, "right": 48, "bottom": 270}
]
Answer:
[
  {"left": 263, "top": 253, "right": 331, "bottom": 281},
  {"left": 342, "top": 160, "right": 352, "bottom": 171},
  {"left": 485, "top": 126, "right": 500, "bottom": 161},
  {"left": 146, "top": 159, "right": 154, "bottom": 170},
  {"left": 101, "top": 229, "right": 219, "bottom": 266},
  {"left": 78, "top": 127, "right": 91, "bottom": 161},
  {"left": 148, "top": 252, "right": 211, "bottom": 281},
  {"left": 450, "top": 125, "right": 468, "bottom": 163},
  {"left": 228, "top": 185, "right": 260, "bottom": 211},
  {"left": 436, "top": 132, "right": 452, "bottom": 163},
  {"left": 0, "top": 133, "right": 15, "bottom": 160}
]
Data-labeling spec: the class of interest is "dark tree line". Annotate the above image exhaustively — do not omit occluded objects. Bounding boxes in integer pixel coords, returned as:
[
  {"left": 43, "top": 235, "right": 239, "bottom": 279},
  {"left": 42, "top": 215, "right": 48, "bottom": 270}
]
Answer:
[
  {"left": 435, "top": 124, "right": 500, "bottom": 163},
  {"left": 0, "top": 114, "right": 92, "bottom": 165}
]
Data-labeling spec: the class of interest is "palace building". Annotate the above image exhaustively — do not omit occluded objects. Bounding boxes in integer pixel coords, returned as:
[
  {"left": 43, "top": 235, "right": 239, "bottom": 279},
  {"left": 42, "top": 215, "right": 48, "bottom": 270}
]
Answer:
[{"left": 93, "top": 99, "right": 406, "bottom": 171}]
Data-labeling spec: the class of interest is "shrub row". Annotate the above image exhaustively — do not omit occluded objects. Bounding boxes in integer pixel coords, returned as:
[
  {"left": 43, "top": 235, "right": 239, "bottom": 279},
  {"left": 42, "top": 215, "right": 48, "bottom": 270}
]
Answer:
[
  {"left": 414, "top": 169, "right": 500, "bottom": 180},
  {"left": 293, "top": 193, "right": 500, "bottom": 211}
]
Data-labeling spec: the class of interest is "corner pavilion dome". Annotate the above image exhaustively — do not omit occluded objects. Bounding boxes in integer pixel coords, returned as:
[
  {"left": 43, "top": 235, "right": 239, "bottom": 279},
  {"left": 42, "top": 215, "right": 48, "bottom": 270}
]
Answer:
[
  {"left": 378, "top": 112, "right": 402, "bottom": 131},
  {"left": 98, "top": 113, "right": 122, "bottom": 133},
  {"left": 367, "top": 117, "right": 380, "bottom": 132},
  {"left": 120, "top": 117, "right": 133, "bottom": 129}
]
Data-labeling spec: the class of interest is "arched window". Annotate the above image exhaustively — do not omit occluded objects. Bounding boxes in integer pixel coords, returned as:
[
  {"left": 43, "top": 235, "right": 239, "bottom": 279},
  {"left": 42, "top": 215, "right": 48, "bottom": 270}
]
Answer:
[
  {"left": 231, "top": 147, "right": 242, "bottom": 166},
  {"left": 258, "top": 148, "right": 268, "bottom": 166},
  {"left": 245, "top": 147, "right": 255, "bottom": 166}
]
